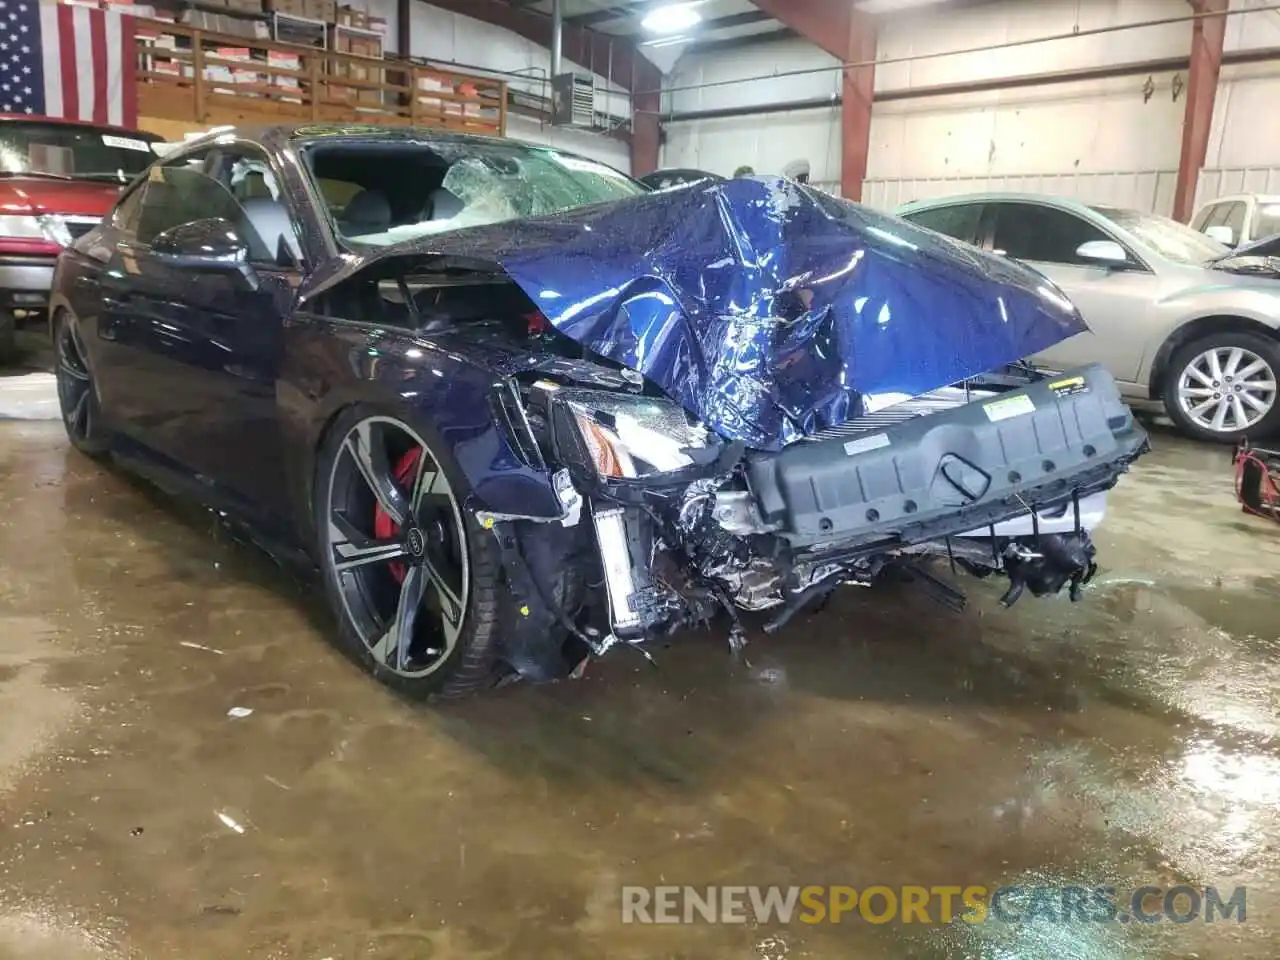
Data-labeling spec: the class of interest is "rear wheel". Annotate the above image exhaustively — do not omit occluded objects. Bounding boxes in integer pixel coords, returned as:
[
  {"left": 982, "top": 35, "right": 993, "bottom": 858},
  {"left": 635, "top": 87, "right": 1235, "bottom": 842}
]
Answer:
[
  {"left": 313, "top": 407, "right": 504, "bottom": 700},
  {"left": 1163, "top": 332, "right": 1280, "bottom": 442},
  {"left": 0, "top": 310, "right": 15, "bottom": 366},
  {"left": 53, "top": 311, "right": 109, "bottom": 457}
]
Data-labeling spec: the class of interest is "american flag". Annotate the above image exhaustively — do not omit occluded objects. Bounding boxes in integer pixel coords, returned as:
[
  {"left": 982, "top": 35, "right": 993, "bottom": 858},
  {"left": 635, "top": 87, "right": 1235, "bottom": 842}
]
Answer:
[{"left": 0, "top": 1, "right": 137, "bottom": 127}]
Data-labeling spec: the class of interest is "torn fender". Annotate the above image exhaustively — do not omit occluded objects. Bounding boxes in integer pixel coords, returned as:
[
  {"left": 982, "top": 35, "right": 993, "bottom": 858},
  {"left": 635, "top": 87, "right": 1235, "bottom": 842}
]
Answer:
[{"left": 362, "top": 177, "right": 1088, "bottom": 451}]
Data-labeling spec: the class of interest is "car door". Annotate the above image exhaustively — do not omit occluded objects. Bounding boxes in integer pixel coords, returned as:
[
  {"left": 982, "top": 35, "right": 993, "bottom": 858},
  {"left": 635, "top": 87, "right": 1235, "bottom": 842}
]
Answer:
[
  {"left": 1220, "top": 200, "right": 1248, "bottom": 246},
  {"left": 1190, "top": 201, "right": 1222, "bottom": 235},
  {"left": 985, "top": 201, "right": 1159, "bottom": 384},
  {"left": 97, "top": 144, "right": 303, "bottom": 528}
]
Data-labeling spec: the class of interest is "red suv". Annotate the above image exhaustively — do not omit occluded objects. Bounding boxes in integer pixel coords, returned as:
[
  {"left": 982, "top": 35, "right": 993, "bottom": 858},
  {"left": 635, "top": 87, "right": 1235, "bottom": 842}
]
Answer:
[{"left": 0, "top": 116, "right": 162, "bottom": 363}]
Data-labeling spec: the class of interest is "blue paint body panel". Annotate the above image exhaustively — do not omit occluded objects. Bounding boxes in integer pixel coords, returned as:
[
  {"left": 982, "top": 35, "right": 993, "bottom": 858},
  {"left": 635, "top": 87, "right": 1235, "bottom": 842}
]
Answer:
[{"left": 380, "top": 177, "right": 1087, "bottom": 451}]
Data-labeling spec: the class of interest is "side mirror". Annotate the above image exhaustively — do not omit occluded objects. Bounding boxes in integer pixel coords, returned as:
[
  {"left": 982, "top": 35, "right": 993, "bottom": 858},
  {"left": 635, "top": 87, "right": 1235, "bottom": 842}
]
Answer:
[
  {"left": 151, "top": 217, "right": 259, "bottom": 287},
  {"left": 1076, "top": 239, "right": 1131, "bottom": 268},
  {"left": 1204, "top": 224, "right": 1236, "bottom": 247}
]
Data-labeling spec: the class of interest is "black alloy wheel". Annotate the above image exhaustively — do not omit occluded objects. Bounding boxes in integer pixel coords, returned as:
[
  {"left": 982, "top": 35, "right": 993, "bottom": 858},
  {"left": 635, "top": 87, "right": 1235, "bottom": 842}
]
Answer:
[
  {"left": 0, "top": 310, "right": 15, "bottom": 365},
  {"left": 54, "top": 312, "right": 108, "bottom": 457},
  {"left": 314, "top": 409, "right": 504, "bottom": 699}
]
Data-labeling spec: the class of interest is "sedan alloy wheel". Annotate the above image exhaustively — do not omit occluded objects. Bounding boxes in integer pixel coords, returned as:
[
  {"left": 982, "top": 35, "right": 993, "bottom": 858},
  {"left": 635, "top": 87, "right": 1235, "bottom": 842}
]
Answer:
[
  {"left": 324, "top": 416, "right": 470, "bottom": 679},
  {"left": 1176, "top": 346, "right": 1277, "bottom": 435},
  {"left": 54, "top": 314, "right": 107, "bottom": 456}
]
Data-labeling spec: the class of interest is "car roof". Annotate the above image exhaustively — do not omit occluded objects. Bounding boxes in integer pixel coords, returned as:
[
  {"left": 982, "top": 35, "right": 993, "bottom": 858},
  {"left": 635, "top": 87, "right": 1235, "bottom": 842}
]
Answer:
[
  {"left": 896, "top": 191, "right": 1110, "bottom": 216},
  {"left": 185, "top": 123, "right": 540, "bottom": 151},
  {"left": 175, "top": 124, "right": 629, "bottom": 178},
  {"left": 1197, "top": 193, "right": 1280, "bottom": 204},
  {"left": 0, "top": 114, "right": 163, "bottom": 139}
]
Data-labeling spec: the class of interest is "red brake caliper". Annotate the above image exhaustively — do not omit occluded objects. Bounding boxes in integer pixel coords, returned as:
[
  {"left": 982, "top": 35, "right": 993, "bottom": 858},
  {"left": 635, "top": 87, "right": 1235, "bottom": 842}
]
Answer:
[{"left": 373, "top": 447, "right": 422, "bottom": 585}]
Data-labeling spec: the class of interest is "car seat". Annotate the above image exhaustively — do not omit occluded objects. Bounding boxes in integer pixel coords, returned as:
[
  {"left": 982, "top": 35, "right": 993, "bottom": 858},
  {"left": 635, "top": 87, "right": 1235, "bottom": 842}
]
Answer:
[
  {"left": 239, "top": 197, "right": 303, "bottom": 264},
  {"left": 339, "top": 189, "right": 392, "bottom": 236},
  {"left": 428, "top": 187, "right": 464, "bottom": 221}
]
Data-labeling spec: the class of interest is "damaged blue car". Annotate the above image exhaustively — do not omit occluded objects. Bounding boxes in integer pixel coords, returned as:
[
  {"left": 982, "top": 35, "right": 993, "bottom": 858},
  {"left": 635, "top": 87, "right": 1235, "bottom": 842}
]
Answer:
[{"left": 49, "top": 125, "right": 1149, "bottom": 699}]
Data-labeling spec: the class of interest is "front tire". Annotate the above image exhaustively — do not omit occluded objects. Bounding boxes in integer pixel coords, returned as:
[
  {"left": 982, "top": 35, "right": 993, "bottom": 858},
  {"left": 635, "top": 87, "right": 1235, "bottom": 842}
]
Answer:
[
  {"left": 53, "top": 311, "right": 109, "bottom": 457},
  {"left": 312, "top": 406, "right": 504, "bottom": 701},
  {"left": 1163, "top": 332, "right": 1280, "bottom": 443}
]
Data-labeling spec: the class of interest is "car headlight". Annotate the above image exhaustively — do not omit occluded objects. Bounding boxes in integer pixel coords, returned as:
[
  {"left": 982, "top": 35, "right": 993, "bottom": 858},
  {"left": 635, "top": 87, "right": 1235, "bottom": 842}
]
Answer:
[
  {"left": 0, "top": 213, "right": 72, "bottom": 249},
  {"left": 549, "top": 387, "right": 718, "bottom": 481}
]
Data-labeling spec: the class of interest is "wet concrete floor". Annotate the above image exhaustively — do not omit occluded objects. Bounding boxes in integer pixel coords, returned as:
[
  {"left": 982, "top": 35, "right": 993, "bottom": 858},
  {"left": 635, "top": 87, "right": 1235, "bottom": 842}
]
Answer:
[{"left": 1, "top": 414, "right": 1279, "bottom": 959}]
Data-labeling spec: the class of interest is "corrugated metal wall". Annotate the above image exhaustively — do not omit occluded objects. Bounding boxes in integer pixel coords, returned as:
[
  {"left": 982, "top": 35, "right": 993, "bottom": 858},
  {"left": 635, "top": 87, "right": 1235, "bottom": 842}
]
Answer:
[{"left": 1195, "top": 167, "right": 1280, "bottom": 205}]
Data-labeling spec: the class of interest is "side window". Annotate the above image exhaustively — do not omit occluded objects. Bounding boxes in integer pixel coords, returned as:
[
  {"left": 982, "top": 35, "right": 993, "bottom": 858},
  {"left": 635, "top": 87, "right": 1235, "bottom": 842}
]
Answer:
[
  {"left": 1190, "top": 203, "right": 1219, "bottom": 232},
  {"left": 990, "top": 202, "right": 1110, "bottom": 265},
  {"left": 111, "top": 181, "right": 148, "bottom": 235},
  {"left": 134, "top": 146, "right": 301, "bottom": 265},
  {"left": 902, "top": 203, "right": 983, "bottom": 243},
  {"left": 136, "top": 158, "right": 246, "bottom": 245},
  {"left": 1222, "top": 201, "right": 1247, "bottom": 241}
]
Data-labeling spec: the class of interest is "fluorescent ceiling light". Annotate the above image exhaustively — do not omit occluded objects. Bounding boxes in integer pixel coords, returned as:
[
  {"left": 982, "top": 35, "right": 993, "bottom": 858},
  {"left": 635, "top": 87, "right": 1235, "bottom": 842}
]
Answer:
[
  {"left": 642, "top": 3, "right": 701, "bottom": 34},
  {"left": 854, "top": 0, "right": 948, "bottom": 13},
  {"left": 641, "top": 34, "right": 693, "bottom": 48}
]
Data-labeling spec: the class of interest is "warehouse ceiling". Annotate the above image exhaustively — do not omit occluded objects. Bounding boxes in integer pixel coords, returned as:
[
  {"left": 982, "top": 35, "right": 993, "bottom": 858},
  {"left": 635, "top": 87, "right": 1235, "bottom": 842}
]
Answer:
[
  {"left": 494, "top": 0, "right": 975, "bottom": 56},
  {"left": 504, "top": 0, "right": 789, "bottom": 54}
]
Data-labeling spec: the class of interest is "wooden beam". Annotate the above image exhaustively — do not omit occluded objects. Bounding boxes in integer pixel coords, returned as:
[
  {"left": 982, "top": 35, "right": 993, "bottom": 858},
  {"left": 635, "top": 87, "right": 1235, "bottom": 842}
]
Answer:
[{"left": 1172, "top": 0, "right": 1228, "bottom": 221}]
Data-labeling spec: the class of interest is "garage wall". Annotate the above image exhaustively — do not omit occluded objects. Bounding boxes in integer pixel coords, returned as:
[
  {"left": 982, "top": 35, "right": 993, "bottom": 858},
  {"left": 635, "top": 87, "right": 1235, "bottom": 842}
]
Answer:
[
  {"left": 661, "top": 37, "right": 844, "bottom": 184},
  {"left": 505, "top": 115, "right": 632, "bottom": 171},
  {"left": 1197, "top": 0, "right": 1280, "bottom": 207},
  {"left": 663, "top": 0, "right": 1280, "bottom": 214},
  {"left": 361, "top": 0, "right": 636, "bottom": 170}
]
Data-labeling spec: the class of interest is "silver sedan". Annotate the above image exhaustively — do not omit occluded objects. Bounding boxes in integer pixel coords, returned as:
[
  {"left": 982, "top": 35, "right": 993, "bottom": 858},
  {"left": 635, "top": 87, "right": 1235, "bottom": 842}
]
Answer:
[{"left": 896, "top": 193, "right": 1280, "bottom": 442}]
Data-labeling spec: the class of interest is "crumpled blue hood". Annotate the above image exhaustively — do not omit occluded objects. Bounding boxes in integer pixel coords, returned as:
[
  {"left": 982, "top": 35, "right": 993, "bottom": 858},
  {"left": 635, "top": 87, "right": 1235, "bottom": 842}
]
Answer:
[{"left": 388, "top": 177, "right": 1087, "bottom": 451}]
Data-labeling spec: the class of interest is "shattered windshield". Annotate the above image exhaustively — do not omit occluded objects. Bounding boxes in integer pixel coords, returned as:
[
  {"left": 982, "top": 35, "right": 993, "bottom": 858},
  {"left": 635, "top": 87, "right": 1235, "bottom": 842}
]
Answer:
[{"left": 306, "top": 139, "right": 643, "bottom": 246}]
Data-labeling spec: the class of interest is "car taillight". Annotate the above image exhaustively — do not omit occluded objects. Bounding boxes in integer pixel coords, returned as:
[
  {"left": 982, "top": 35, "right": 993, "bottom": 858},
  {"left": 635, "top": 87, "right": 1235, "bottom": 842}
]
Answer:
[{"left": 0, "top": 214, "right": 71, "bottom": 256}]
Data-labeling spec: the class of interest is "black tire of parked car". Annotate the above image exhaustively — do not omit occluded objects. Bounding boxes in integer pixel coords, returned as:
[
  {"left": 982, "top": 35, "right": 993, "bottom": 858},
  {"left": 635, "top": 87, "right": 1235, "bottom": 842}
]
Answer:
[
  {"left": 1162, "top": 331, "right": 1280, "bottom": 443},
  {"left": 0, "top": 310, "right": 16, "bottom": 365},
  {"left": 312, "top": 404, "right": 507, "bottom": 701},
  {"left": 52, "top": 311, "right": 110, "bottom": 458}
]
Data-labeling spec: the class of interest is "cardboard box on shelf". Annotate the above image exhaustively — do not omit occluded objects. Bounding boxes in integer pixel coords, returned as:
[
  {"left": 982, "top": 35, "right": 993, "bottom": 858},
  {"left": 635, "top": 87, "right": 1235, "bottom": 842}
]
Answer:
[
  {"left": 266, "top": 0, "right": 309, "bottom": 18},
  {"left": 270, "top": 50, "right": 303, "bottom": 102},
  {"left": 336, "top": 4, "right": 368, "bottom": 28},
  {"left": 307, "top": 0, "right": 336, "bottom": 22},
  {"left": 224, "top": 0, "right": 264, "bottom": 14},
  {"left": 180, "top": 9, "right": 260, "bottom": 37},
  {"left": 367, "top": 14, "right": 386, "bottom": 35},
  {"left": 457, "top": 80, "right": 481, "bottom": 117},
  {"left": 335, "top": 32, "right": 380, "bottom": 57},
  {"left": 415, "top": 74, "right": 447, "bottom": 117}
]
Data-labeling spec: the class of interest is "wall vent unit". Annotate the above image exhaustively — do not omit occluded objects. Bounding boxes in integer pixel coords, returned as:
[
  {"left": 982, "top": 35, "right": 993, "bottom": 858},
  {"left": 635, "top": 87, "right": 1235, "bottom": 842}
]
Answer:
[{"left": 551, "top": 72, "right": 596, "bottom": 127}]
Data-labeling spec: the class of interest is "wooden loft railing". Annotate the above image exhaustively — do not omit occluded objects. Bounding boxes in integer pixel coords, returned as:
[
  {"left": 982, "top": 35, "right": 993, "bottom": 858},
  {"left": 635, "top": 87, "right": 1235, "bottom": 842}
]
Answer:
[{"left": 135, "top": 19, "right": 508, "bottom": 136}]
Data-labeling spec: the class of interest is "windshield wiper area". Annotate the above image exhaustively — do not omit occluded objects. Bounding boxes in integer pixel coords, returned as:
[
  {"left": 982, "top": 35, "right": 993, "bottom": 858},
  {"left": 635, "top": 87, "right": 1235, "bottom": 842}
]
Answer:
[{"left": 73, "top": 172, "right": 130, "bottom": 183}]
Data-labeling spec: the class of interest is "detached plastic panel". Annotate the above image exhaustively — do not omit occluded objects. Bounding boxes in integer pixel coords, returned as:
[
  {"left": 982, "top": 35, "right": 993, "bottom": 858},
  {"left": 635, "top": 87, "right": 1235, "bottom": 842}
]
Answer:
[{"left": 746, "top": 364, "right": 1149, "bottom": 550}]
